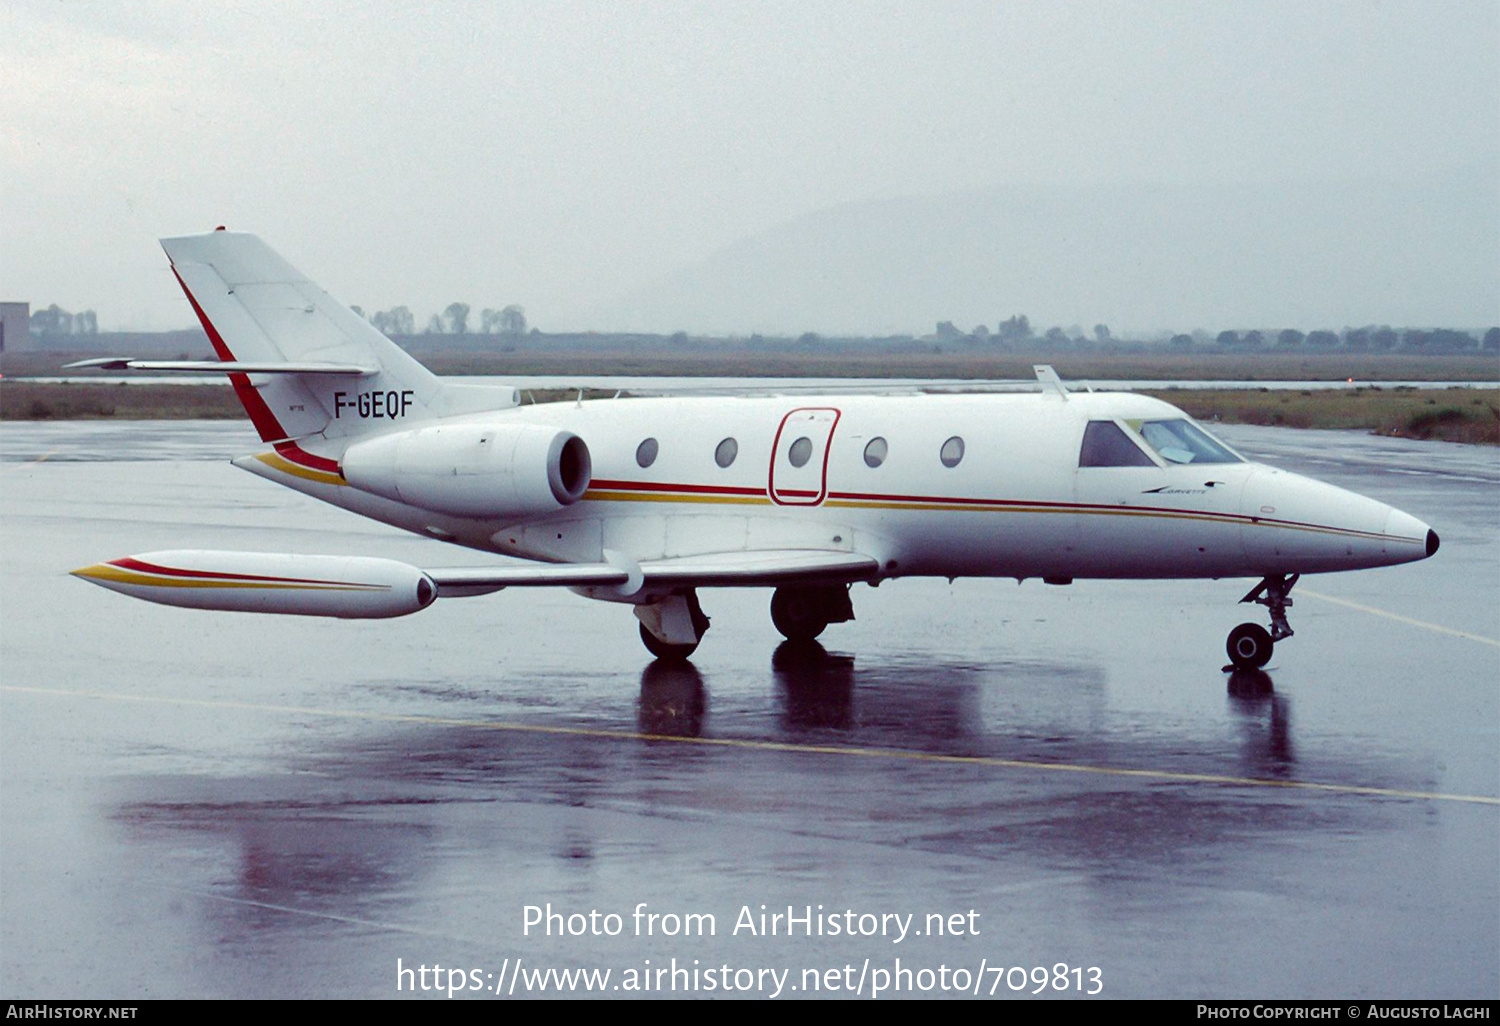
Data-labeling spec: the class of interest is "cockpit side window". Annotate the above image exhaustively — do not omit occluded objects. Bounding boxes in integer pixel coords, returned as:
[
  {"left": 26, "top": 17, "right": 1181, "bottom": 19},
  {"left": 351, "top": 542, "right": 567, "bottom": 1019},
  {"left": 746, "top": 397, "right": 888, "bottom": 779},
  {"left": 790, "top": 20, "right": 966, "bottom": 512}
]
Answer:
[
  {"left": 1131, "top": 419, "right": 1242, "bottom": 464},
  {"left": 1079, "top": 420, "right": 1157, "bottom": 467}
]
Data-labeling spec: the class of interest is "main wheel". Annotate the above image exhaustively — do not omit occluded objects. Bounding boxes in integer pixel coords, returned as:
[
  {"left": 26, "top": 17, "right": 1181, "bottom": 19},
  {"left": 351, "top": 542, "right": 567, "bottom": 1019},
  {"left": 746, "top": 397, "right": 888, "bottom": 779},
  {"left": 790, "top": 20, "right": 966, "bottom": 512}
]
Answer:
[
  {"left": 1226, "top": 622, "right": 1274, "bottom": 669},
  {"left": 639, "top": 622, "right": 699, "bottom": 661},
  {"left": 770, "top": 588, "right": 830, "bottom": 643}
]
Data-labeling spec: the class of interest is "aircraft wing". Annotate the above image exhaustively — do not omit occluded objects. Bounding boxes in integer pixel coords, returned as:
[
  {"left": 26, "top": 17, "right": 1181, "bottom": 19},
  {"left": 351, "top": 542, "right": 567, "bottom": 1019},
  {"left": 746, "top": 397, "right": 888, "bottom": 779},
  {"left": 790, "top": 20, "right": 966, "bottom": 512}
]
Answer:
[{"left": 426, "top": 549, "right": 879, "bottom": 596}]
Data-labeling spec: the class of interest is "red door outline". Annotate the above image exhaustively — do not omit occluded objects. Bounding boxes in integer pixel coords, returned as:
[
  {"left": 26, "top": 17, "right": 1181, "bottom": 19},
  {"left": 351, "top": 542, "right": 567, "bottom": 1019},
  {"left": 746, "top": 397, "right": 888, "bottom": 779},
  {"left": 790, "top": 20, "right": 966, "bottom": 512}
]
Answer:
[{"left": 768, "top": 407, "right": 841, "bottom": 506}]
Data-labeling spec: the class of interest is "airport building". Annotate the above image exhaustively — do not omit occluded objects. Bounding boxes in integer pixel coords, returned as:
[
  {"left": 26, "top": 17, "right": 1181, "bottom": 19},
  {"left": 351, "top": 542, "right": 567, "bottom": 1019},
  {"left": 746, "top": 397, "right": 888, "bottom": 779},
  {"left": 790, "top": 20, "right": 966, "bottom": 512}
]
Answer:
[{"left": 0, "top": 301, "right": 31, "bottom": 352}]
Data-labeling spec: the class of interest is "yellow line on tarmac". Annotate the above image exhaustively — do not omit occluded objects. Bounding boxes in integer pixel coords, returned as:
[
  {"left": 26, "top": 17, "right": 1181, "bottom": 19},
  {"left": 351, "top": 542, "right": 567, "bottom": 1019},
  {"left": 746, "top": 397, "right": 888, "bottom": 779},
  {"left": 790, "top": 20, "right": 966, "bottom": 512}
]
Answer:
[
  {"left": 4, "top": 684, "right": 1496, "bottom": 806},
  {"left": 1299, "top": 588, "right": 1500, "bottom": 648}
]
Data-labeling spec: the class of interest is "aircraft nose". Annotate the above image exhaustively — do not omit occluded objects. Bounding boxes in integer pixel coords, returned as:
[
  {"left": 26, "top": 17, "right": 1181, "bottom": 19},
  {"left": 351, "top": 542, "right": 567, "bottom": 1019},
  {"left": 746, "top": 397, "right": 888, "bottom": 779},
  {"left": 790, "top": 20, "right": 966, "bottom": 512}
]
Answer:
[{"left": 1384, "top": 508, "right": 1437, "bottom": 561}]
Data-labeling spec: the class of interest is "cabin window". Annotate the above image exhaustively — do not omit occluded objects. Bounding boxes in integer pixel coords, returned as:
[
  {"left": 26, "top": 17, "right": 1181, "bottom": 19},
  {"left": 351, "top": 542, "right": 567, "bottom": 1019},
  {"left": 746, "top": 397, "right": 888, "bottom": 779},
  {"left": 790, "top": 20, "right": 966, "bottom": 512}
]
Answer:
[
  {"left": 939, "top": 436, "right": 965, "bottom": 468},
  {"left": 635, "top": 437, "right": 659, "bottom": 468},
  {"left": 863, "top": 437, "right": 888, "bottom": 468},
  {"left": 788, "top": 436, "right": 812, "bottom": 467},
  {"left": 715, "top": 437, "right": 738, "bottom": 468},
  {"left": 1132, "top": 418, "right": 1242, "bottom": 465},
  {"left": 1079, "top": 421, "right": 1156, "bottom": 467}
]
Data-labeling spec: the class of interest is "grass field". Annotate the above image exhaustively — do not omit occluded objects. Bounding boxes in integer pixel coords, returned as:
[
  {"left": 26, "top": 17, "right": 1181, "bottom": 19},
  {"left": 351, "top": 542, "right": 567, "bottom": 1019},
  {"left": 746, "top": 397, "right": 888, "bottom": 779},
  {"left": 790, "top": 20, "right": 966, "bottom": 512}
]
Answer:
[
  {"left": 1142, "top": 386, "right": 1500, "bottom": 444},
  {"left": 4, "top": 379, "right": 1496, "bottom": 444}
]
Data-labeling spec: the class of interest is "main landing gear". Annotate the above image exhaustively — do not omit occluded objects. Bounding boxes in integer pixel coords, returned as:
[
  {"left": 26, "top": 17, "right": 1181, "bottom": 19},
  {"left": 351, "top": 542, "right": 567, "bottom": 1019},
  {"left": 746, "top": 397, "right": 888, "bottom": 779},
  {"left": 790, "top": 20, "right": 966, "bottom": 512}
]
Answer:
[
  {"left": 636, "top": 590, "right": 711, "bottom": 661},
  {"left": 1226, "top": 573, "right": 1299, "bottom": 669},
  {"left": 770, "top": 585, "right": 855, "bottom": 644},
  {"left": 635, "top": 585, "right": 857, "bottom": 660}
]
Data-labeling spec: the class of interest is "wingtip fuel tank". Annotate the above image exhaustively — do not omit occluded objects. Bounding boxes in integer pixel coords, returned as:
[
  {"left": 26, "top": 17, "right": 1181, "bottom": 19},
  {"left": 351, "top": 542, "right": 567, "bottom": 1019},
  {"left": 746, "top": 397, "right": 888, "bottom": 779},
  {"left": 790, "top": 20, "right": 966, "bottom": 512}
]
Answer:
[{"left": 71, "top": 551, "right": 437, "bottom": 618}]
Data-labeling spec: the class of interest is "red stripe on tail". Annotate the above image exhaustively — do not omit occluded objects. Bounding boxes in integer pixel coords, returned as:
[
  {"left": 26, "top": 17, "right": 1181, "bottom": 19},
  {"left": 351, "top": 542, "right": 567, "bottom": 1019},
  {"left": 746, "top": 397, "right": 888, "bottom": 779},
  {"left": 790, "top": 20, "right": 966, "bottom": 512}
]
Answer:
[{"left": 170, "top": 265, "right": 287, "bottom": 444}]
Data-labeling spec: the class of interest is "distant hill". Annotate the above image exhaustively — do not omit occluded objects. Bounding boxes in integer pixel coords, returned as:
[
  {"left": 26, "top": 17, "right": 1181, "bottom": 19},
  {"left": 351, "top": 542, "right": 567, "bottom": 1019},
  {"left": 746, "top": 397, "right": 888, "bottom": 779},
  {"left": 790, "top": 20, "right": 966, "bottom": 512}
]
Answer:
[{"left": 585, "top": 175, "right": 1500, "bottom": 336}]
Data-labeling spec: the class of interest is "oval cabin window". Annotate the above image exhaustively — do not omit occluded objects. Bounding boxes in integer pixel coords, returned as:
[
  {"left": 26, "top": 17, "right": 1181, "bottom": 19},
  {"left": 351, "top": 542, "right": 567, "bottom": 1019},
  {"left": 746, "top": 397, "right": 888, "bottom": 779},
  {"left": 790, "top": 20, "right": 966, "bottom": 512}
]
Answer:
[
  {"left": 788, "top": 436, "right": 812, "bottom": 467},
  {"left": 940, "top": 436, "right": 965, "bottom": 468},
  {"left": 715, "top": 437, "right": 738, "bottom": 468},
  {"left": 635, "top": 437, "right": 659, "bottom": 468},
  {"left": 863, "top": 437, "right": 888, "bottom": 468}
]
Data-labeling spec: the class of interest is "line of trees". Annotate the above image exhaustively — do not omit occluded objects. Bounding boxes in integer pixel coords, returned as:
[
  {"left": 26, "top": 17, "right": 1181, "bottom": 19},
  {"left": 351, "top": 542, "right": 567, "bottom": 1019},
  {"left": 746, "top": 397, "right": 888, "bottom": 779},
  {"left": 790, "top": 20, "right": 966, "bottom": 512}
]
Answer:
[
  {"left": 936, "top": 316, "right": 1120, "bottom": 349},
  {"left": 30, "top": 305, "right": 98, "bottom": 336},
  {"left": 351, "top": 304, "right": 528, "bottom": 337},
  {"left": 938, "top": 317, "right": 1499, "bottom": 354},
  {"left": 1203, "top": 326, "right": 1496, "bottom": 353}
]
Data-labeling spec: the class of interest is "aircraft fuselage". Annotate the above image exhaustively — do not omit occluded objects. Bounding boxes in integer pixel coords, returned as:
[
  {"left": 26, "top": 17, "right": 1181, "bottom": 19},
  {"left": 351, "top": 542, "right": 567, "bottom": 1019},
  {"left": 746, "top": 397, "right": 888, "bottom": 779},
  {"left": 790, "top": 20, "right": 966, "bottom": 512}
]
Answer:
[{"left": 240, "top": 389, "right": 1434, "bottom": 584}]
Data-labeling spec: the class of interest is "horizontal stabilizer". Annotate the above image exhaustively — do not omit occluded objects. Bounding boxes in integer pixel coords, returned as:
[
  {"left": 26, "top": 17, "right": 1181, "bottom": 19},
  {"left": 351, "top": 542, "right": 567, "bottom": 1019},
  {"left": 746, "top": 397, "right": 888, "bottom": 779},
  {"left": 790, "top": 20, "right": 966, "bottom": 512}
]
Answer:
[{"left": 65, "top": 358, "right": 376, "bottom": 375}]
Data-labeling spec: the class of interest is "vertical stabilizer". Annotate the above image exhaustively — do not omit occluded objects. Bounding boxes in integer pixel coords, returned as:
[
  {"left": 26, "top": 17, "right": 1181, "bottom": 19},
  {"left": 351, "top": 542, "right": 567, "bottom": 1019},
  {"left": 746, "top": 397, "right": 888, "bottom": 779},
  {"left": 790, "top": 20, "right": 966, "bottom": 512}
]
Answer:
[{"left": 161, "top": 230, "right": 505, "bottom": 444}]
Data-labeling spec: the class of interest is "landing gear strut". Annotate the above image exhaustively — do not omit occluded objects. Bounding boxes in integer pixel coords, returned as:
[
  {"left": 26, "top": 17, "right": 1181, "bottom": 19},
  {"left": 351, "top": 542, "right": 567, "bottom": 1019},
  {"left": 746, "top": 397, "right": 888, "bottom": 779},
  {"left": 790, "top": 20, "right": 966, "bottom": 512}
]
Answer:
[
  {"left": 636, "top": 590, "right": 710, "bottom": 661},
  {"left": 770, "top": 585, "right": 854, "bottom": 644},
  {"left": 1226, "top": 573, "right": 1299, "bottom": 669}
]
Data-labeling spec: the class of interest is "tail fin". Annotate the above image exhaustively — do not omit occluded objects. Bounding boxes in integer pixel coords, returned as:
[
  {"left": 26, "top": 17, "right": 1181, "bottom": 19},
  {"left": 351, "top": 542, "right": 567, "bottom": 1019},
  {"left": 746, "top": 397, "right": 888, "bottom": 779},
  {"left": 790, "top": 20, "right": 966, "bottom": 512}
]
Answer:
[{"left": 162, "top": 230, "right": 506, "bottom": 445}]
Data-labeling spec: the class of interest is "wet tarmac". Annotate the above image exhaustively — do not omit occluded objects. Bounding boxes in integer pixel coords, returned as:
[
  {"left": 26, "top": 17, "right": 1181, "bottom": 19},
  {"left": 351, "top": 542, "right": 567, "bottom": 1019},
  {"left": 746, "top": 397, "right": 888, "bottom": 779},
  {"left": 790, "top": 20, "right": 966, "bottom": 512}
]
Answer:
[{"left": 1, "top": 420, "right": 1496, "bottom": 999}]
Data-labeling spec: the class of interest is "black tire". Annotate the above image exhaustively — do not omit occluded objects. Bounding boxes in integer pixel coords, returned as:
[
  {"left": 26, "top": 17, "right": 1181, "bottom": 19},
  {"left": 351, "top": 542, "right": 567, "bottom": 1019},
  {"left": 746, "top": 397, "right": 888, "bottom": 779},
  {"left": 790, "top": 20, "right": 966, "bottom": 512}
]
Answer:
[
  {"left": 639, "top": 622, "right": 698, "bottom": 661},
  {"left": 1226, "top": 622, "right": 1274, "bottom": 669},
  {"left": 770, "top": 588, "right": 830, "bottom": 643}
]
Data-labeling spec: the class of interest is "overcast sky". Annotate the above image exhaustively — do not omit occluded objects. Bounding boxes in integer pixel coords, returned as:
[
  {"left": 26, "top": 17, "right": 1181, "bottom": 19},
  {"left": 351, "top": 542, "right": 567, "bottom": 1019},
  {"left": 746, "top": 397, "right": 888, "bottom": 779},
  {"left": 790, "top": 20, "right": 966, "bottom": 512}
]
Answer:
[{"left": 3, "top": 0, "right": 1497, "bottom": 333}]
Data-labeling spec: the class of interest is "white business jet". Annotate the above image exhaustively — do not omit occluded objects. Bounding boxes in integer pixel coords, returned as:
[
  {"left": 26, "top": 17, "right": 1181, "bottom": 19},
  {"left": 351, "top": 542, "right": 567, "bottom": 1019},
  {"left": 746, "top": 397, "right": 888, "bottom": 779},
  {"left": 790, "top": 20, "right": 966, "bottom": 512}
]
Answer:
[{"left": 71, "top": 231, "right": 1439, "bottom": 668}]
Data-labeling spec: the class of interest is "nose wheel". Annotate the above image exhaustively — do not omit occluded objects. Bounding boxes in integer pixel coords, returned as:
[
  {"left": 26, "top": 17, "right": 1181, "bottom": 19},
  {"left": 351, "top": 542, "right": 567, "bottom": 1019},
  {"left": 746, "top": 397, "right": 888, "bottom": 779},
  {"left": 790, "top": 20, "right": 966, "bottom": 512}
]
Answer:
[
  {"left": 1226, "top": 623, "right": 1274, "bottom": 668},
  {"left": 1227, "top": 574, "right": 1299, "bottom": 669}
]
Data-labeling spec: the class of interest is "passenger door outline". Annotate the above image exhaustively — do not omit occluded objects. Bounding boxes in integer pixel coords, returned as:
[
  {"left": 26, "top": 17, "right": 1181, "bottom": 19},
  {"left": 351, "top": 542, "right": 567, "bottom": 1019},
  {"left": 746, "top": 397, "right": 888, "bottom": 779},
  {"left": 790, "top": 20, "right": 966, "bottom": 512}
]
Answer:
[{"left": 768, "top": 407, "right": 841, "bottom": 506}]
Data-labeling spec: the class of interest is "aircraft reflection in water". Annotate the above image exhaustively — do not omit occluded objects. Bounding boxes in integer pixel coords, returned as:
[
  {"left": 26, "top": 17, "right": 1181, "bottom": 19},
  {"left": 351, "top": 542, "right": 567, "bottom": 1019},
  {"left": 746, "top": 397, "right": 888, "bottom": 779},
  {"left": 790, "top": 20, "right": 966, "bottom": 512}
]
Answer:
[
  {"left": 638, "top": 643, "right": 858, "bottom": 737},
  {"left": 638, "top": 661, "right": 707, "bottom": 737},
  {"left": 771, "top": 643, "right": 857, "bottom": 731},
  {"left": 71, "top": 230, "right": 1439, "bottom": 673},
  {"left": 1227, "top": 669, "right": 1295, "bottom": 773}
]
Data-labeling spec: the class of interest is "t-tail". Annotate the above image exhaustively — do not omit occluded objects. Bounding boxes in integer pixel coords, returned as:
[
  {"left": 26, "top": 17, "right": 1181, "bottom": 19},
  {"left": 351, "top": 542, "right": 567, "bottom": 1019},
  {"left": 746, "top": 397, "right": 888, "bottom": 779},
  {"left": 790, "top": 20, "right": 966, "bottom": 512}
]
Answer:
[{"left": 71, "top": 229, "right": 517, "bottom": 485}]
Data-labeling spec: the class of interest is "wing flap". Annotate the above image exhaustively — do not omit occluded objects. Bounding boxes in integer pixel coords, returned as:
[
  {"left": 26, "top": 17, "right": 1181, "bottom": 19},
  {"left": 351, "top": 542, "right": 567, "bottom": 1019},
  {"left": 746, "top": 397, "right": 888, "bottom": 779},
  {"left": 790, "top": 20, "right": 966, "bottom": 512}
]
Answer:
[
  {"left": 425, "top": 549, "right": 878, "bottom": 596},
  {"left": 426, "top": 565, "right": 630, "bottom": 596},
  {"left": 638, "top": 549, "right": 879, "bottom": 586}
]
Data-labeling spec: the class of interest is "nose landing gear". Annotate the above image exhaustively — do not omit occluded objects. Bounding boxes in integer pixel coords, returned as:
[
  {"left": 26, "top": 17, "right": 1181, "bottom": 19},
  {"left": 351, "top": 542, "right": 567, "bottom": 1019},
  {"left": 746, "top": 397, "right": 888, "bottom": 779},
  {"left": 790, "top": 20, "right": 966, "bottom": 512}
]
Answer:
[{"left": 1227, "top": 573, "right": 1299, "bottom": 669}]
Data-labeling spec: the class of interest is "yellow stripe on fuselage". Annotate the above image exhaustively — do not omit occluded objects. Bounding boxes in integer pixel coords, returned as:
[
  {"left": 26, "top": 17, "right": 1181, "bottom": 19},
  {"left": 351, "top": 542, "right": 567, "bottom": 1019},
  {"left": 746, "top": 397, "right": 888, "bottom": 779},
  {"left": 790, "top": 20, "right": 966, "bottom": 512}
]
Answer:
[
  {"left": 583, "top": 488, "right": 1414, "bottom": 546},
  {"left": 255, "top": 452, "right": 347, "bottom": 486},
  {"left": 583, "top": 490, "right": 772, "bottom": 506}
]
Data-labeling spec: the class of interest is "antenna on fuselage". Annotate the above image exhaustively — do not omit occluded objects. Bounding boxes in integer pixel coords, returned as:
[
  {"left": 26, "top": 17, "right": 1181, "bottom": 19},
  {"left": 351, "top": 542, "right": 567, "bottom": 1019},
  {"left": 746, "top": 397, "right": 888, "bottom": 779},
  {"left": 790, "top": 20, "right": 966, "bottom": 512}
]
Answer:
[{"left": 1033, "top": 364, "right": 1069, "bottom": 400}]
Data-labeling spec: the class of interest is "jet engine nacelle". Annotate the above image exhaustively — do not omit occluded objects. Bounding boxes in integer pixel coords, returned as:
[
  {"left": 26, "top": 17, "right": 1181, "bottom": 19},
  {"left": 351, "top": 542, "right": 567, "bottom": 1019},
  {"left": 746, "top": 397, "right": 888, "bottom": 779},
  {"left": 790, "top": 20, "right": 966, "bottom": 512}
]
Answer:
[
  {"left": 341, "top": 422, "right": 592, "bottom": 519},
  {"left": 72, "top": 550, "right": 437, "bottom": 618}
]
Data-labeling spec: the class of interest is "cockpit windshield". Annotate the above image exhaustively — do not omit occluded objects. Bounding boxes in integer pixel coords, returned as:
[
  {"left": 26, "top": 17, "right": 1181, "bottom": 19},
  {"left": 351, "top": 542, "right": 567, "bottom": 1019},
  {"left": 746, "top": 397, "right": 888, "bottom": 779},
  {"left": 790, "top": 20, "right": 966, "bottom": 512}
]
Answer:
[
  {"left": 1079, "top": 421, "right": 1156, "bottom": 467},
  {"left": 1131, "top": 419, "right": 1242, "bottom": 465}
]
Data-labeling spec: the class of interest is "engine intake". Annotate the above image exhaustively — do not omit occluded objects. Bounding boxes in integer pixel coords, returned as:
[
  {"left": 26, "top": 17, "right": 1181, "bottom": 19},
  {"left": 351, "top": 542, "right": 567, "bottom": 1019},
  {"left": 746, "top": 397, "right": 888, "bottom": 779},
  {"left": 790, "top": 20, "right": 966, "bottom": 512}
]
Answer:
[{"left": 342, "top": 422, "right": 592, "bottom": 519}]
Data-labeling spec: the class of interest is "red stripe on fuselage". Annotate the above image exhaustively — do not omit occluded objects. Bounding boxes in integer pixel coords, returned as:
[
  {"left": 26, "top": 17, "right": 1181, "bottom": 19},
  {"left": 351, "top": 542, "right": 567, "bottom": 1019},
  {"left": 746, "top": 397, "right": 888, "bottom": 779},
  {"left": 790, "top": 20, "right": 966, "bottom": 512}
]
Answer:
[
  {"left": 589, "top": 477, "right": 767, "bottom": 497},
  {"left": 585, "top": 478, "right": 1393, "bottom": 540},
  {"left": 273, "top": 440, "right": 342, "bottom": 473}
]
